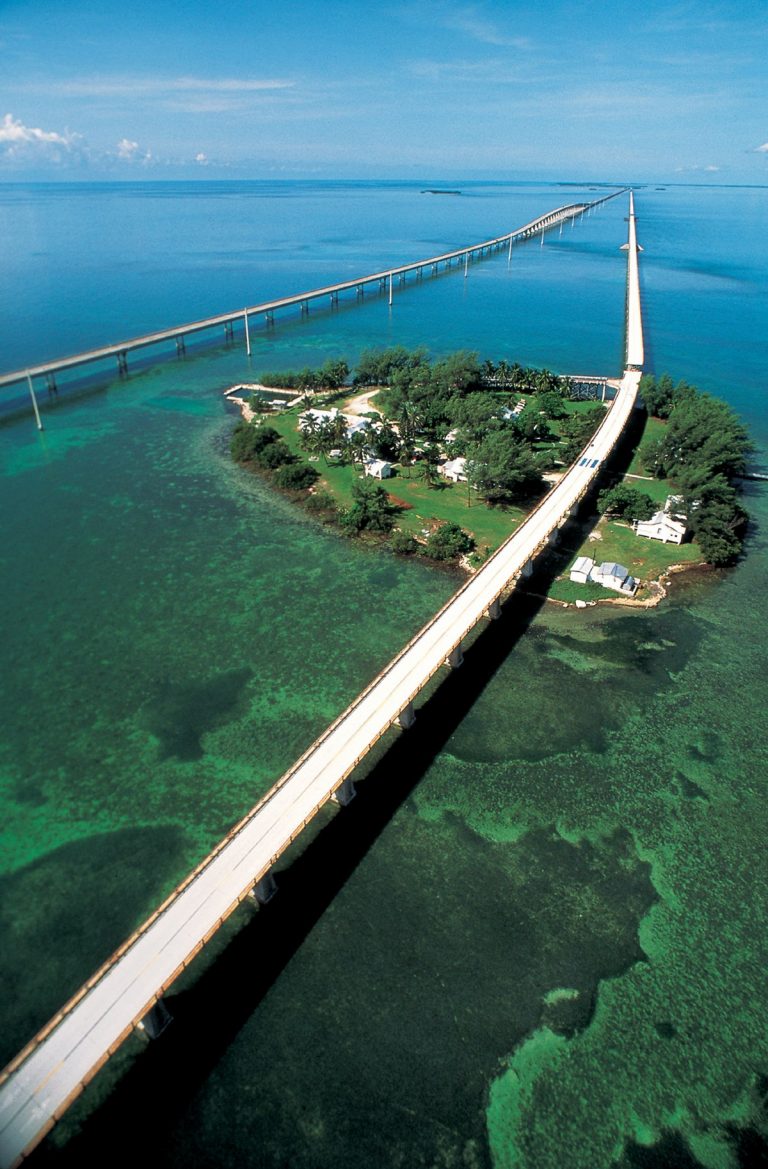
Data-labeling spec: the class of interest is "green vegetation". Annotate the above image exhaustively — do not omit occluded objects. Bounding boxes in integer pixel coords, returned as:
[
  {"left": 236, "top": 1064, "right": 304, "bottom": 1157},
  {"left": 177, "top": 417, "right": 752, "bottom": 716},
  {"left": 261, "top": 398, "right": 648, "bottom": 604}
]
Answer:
[
  {"left": 231, "top": 355, "right": 751, "bottom": 580},
  {"left": 466, "top": 431, "right": 543, "bottom": 505},
  {"left": 639, "top": 373, "right": 751, "bottom": 565},
  {"left": 230, "top": 419, "right": 320, "bottom": 496},
  {"left": 597, "top": 483, "right": 655, "bottom": 522},
  {"left": 340, "top": 479, "right": 397, "bottom": 535},
  {"left": 257, "top": 358, "right": 349, "bottom": 393},
  {"left": 423, "top": 522, "right": 475, "bottom": 562}
]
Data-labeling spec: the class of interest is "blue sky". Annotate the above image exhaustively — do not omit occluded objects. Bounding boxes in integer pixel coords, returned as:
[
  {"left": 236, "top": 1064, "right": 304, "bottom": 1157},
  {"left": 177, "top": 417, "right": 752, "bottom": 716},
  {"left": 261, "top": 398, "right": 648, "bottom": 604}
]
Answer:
[{"left": 1, "top": 0, "right": 766, "bottom": 181}]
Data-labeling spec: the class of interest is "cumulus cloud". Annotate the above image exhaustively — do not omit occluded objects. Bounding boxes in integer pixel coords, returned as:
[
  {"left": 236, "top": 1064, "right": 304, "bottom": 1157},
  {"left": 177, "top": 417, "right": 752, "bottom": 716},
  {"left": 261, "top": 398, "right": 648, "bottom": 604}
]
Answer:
[
  {"left": 115, "top": 137, "right": 152, "bottom": 163},
  {"left": 195, "top": 152, "right": 208, "bottom": 164},
  {"left": 754, "top": 142, "right": 768, "bottom": 153},
  {"left": 116, "top": 137, "right": 139, "bottom": 159},
  {"left": 0, "top": 112, "right": 84, "bottom": 163}
]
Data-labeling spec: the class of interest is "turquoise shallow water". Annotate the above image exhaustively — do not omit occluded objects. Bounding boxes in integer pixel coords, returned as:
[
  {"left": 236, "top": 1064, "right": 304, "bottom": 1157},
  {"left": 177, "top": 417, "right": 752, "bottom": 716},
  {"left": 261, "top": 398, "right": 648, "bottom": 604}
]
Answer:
[{"left": 1, "top": 181, "right": 767, "bottom": 1168}]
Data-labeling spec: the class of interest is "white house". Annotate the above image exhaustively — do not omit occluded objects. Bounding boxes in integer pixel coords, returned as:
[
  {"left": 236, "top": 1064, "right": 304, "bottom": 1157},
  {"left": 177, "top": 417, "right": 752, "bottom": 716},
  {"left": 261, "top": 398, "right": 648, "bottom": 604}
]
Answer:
[
  {"left": 591, "top": 561, "right": 638, "bottom": 595},
  {"left": 299, "top": 409, "right": 373, "bottom": 441},
  {"left": 634, "top": 496, "right": 687, "bottom": 544},
  {"left": 439, "top": 456, "right": 468, "bottom": 483},
  {"left": 364, "top": 459, "right": 393, "bottom": 480},
  {"left": 570, "top": 557, "right": 638, "bottom": 596},
  {"left": 569, "top": 556, "right": 595, "bottom": 584}
]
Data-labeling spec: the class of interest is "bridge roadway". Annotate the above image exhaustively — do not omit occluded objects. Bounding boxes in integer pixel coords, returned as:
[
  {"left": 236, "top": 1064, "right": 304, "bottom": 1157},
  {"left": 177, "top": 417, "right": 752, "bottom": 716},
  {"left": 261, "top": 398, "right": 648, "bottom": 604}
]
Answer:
[
  {"left": 0, "top": 190, "right": 624, "bottom": 394},
  {"left": 0, "top": 191, "right": 643, "bottom": 1168}
]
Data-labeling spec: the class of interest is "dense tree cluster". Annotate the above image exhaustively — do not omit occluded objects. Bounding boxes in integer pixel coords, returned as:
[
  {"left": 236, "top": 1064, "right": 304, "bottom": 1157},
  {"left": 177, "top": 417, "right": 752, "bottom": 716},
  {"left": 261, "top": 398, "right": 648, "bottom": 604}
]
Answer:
[
  {"left": 258, "top": 359, "right": 349, "bottom": 393},
  {"left": 423, "top": 522, "right": 475, "bottom": 562},
  {"left": 639, "top": 374, "right": 751, "bottom": 565},
  {"left": 340, "top": 478, "right": 397, "bottom": 535},
  {"left": 598, "top": 483, "right": 655, "bottom": 522},
  {"left": 230, "top": 420, "right": 319, "bottom": 492}
]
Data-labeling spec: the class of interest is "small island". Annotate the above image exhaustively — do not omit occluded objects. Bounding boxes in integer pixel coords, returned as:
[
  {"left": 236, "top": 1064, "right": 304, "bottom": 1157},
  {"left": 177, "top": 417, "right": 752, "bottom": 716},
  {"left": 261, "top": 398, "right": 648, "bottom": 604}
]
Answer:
[{"left": 227, "top": 349, "right": 751, "bottom": 605}]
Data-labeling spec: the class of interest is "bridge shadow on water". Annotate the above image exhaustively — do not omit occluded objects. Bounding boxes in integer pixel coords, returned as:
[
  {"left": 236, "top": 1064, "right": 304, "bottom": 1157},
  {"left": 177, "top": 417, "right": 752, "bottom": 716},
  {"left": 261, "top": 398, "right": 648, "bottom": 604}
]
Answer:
[{"left": 31, "top": 414, "right": 644, "bottom": 1165}]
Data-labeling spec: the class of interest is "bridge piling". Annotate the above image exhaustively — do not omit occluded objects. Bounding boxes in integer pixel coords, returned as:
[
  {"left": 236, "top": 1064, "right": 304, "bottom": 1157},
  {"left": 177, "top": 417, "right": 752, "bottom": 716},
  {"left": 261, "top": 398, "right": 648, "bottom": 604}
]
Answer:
[
  {"left": 252, "top": 871, "right": 278, "bottom": 905},
  {"left": 116, "top": 351, "right": 128, "bottom": 375},
  {"left": 331, "top": 778, "right": 356, "bottom": 807},
  {"left": 137, "top": 999, "right": 172, "bottom": 1041},
  {"left": 25, "top": 373, "right": 43, "bottom": 431},
  {"left": 486, "top": 598, "right": 502, "bottom": 620},
  {"left": 396, "top": 703, "right": 416, "bottom": 729},
  {"left": 445, "top": 645, "right": 464, "bottom": 669},
  {"left": 175, "top": 336, "right": 186, "bottom": 357}
]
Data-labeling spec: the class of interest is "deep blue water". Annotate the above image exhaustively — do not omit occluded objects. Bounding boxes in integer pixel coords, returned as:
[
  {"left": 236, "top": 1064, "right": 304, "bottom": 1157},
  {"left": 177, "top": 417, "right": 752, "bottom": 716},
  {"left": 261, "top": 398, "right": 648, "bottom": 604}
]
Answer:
[{"left": 1, "top": 180, "right": 767, "bottom": 1169}]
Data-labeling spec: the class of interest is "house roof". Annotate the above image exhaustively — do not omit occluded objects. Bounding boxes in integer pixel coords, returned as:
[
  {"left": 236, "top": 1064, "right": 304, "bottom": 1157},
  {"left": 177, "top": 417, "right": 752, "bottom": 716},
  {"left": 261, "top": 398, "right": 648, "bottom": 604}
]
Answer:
[
  {"left": 572, "top": 556, "right": 594, "bottom": 573},
  {"left": 598, "top": 562, "right": 628, "bottom": 578}
]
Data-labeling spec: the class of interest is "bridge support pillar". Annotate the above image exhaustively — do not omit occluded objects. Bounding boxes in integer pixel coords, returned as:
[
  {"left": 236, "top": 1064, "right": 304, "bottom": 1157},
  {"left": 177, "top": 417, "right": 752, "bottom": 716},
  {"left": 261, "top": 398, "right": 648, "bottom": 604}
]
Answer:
[
  {"left": 252, "top": 871, "right": 278, "bottom": 905},
  {"left": 176, "top": 336, "right": 186, "bottom": 356},
  {"left": 521, "top": 559, "right": 534, "bottom": 578},
  {"left": 445, "top": 645, "right": 464, "bottom": 670},
  {"left": 332, "top": 777, "right": 356, "bottom": 807},
  {"left": 486, "top": 597, "right": 502, "bottom": 620},
  {"left": 265, "top": 311, "right": 275, "bottom": 326},
  {"left": 548, "top": 528, "right": 560, "bottom": 547},
  {"left": 396, "top": 702, "right": 416, "bottom": 729},
  {"left": 116, "top": 351, "right": 128, "bottom": 375},
  {"left": 137, "top": 998, "right": 172, "bottom": 1040},
  {"left": 224, "top": 320, "right": 234, "bottom": 340},
  {"left": 46, "top": 373, "right": 58, "bottom": 394}
]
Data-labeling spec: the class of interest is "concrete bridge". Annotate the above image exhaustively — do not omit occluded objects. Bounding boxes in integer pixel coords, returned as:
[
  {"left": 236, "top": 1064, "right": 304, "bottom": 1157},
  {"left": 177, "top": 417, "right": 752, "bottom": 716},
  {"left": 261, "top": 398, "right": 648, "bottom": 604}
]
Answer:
[
  {"left": 1, "top": 189, "right": 625, "bottom": 421},
  {"left": 0, "top": 192, "right": 643, "bottom": 1168}
]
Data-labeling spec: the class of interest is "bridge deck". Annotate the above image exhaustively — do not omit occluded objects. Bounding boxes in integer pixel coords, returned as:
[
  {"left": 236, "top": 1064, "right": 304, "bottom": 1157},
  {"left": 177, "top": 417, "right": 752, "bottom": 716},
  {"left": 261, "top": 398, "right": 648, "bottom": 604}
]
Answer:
[
  {"left": 0, "top": 193, "right": 624, "bottom": 392},
  {"left": 0, "top": 192, "right": 642, "bottom": 1169}
]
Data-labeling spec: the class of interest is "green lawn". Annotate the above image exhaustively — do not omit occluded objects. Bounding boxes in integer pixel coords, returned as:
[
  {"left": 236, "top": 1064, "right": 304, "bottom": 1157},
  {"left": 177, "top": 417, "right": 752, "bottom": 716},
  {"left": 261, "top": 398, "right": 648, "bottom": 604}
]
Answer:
[
  {"left": 259, "top": 406, "right": 526, "bottom": 553},
  {"left": 254, "top": 403, "right": 701, "bottom": 596},
  {"left": 548, "top": 515, "right": 703, "bottom": 603}
]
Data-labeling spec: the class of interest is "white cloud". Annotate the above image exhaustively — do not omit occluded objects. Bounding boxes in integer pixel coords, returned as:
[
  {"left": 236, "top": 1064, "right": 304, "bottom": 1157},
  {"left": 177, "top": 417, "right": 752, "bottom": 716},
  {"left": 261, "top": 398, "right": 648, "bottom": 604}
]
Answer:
[
  {"left": 195, "top": 152, "right": 208, "bottom": 164},
  {"left": 114, "top": 137, "right": 153, "bottom": 164},
  {"left": 116, "top": 137, "right": 139, "bottom": 159},
  {"left": 439, "top": 5, "right": 530, "bottom": 48},
  {"left": 27, "top": 76, "right": 294, "bottom": 98},
  {"left": 0, "top": 113, "right": 84, "bottom": 163},
  {"left": 754, "top": 142, "right": 768, "bottom": 153}
]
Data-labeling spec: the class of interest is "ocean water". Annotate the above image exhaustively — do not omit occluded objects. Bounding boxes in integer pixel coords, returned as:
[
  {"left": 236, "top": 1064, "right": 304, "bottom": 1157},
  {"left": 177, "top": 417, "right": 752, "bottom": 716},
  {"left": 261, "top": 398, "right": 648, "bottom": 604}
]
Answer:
[{"left": 1, "top": 180, "right": 767, "bottom": 1169}]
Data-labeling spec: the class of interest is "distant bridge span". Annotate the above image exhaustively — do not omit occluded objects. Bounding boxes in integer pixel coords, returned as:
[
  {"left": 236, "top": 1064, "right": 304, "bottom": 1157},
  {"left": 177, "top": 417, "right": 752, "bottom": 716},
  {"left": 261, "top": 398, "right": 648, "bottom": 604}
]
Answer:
[
  {"left": 0, "top": 192, "right": 643, "bottom": 1168},
  {"left": 0, "top": 190, "right": 624, "bottom": 403}
]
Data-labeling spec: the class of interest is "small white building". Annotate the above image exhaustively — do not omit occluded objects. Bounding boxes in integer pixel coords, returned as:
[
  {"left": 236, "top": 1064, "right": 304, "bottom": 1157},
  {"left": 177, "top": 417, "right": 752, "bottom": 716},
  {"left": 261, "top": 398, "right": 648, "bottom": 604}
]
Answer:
[
  {"left": 634, "top": 496, "right": 687, "bottom": 544},
  {"left": 364, "top": 459, "right": 393, "bottom": 480},
  {"left": 592, "top": 561, "right": 638, "bottom": 595},
  {"left": 439, "top": 456, "right": 468, "bottom": 483},
  {"left": 501, "top": 400, "right": 527, "bottom": 420},
  {"left": 570, "top": 556, "right": 595, "bottom": 584},
  {"left": 570, "top": 557, "right": 638, "bottom": 596}
]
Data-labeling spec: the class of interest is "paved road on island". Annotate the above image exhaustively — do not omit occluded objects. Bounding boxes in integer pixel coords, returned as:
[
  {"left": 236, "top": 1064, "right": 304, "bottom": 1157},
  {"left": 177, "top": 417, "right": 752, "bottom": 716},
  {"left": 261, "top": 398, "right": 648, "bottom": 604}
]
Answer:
[{"left": 0, "top": 191, "right": 642, "bottom": 1168}]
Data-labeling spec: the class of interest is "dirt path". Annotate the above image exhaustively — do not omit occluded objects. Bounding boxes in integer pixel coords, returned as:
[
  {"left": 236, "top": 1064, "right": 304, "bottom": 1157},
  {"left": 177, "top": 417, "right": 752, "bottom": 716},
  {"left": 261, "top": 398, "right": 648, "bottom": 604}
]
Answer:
[{"left": 341, "top": 388, "right": 382, "bottom": 416}]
